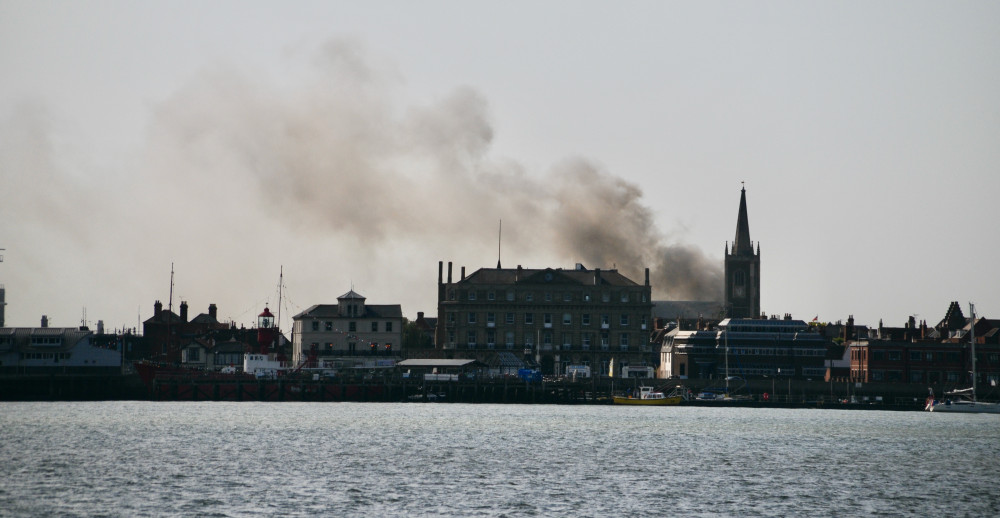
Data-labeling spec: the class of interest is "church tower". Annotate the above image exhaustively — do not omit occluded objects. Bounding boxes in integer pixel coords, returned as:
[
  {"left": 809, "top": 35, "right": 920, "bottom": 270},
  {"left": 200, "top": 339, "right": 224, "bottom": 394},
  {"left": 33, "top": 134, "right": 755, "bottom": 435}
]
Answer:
[{"left": 725, "top": 185, "right": 760, "bottom": 318}]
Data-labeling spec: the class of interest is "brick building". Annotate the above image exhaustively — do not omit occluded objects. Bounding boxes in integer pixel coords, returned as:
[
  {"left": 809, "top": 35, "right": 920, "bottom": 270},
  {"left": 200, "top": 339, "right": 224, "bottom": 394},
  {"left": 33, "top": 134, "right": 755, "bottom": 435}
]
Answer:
[{"left": 435, "top": 261, "right": 655, "bottom": 376}]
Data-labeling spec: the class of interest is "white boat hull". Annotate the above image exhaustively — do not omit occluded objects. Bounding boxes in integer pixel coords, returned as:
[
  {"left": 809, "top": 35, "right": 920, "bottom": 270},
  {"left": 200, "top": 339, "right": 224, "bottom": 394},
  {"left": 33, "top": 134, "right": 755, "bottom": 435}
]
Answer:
[{"left": 926, "top": 400, "right": 1000, "bottom": 413}]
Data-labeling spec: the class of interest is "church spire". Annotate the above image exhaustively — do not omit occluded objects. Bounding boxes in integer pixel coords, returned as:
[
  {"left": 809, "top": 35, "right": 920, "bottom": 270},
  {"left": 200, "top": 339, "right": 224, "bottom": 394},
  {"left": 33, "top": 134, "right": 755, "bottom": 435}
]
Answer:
[{"left": 732, "top": 183, "right": 753, "bottom": 256}]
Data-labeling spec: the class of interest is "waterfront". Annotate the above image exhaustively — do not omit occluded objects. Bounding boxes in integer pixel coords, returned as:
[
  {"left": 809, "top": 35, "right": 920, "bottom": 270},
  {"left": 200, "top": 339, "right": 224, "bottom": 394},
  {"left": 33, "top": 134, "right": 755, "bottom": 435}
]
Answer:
[{"left": 1, "top": 402, "right": 997, "bottom": 517}]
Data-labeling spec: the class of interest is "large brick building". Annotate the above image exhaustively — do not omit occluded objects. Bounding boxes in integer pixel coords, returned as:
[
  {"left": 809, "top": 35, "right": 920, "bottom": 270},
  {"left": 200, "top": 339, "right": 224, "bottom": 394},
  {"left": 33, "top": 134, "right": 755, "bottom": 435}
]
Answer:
[{"left": 435, "top": 261, "right": 655, "bottom": 376}]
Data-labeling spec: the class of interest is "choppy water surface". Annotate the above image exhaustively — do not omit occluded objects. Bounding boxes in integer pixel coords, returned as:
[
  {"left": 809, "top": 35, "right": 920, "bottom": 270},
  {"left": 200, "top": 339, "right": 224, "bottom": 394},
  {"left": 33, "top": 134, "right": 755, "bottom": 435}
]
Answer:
[{"left": 1, "top": 402, "right": 997, "bottom": 517}]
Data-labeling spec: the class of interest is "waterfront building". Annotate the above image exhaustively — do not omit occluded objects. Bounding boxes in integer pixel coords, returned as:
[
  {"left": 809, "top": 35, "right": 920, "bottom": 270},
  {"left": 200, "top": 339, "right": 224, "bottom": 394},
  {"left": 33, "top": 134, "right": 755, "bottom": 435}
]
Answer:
[
  {"left": 291, "top": 290, "right": 403, "bottom": 367},
  {"left": 659, "top": 316, "right": 831, "bottom": 380},
  {"left": 725, "top": 186, "right": 761, "bottom": 319},
  {"left": 435, "top": 261, "right": 654, "bottom": 376},
  {"left": 0, "top": 325, "right": 122, "bottom": 374},
  {"left": 849, "top": 303, "right": 1000, "bottom": 391},
  {"left": 142, "top": 301, "right": 230, "bottom": 362}
]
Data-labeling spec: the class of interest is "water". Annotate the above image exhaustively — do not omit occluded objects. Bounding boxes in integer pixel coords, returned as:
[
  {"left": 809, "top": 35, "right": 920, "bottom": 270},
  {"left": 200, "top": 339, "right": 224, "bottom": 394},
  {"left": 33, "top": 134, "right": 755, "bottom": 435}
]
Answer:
[{"left": 1, "top": 402, "right": 997, "bottom": 517}]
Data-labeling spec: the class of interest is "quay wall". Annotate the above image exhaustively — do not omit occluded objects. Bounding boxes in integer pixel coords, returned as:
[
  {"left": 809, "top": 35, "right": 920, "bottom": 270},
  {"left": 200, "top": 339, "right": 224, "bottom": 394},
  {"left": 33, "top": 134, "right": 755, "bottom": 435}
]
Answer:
[{"left": 0, "top": 373, "right": 959, "bottom": 410}]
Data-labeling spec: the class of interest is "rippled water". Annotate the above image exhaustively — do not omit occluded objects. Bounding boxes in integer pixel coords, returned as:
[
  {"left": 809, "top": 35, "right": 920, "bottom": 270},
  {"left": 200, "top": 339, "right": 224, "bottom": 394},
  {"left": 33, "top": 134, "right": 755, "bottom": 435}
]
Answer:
[{"left": 1, "top": 402, "right": 997, "bottom": 517}]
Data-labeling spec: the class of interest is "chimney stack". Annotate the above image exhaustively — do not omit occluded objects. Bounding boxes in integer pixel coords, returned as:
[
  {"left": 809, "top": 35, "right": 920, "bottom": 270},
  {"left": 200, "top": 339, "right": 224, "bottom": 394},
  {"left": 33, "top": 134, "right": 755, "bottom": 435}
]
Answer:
[
  {"left": 461, "top": 266, "right": 466, "bottom": 280},
  {"left": 644, "top": 268, "right": 650, "bottom": 286},
  {"left": 447, "top": 262, "right": 453, "bottom": 284},
  {"left": 594, "top": 268, "right": 601, "bottom": 285},
  {"left": 209, "top": 304, "right": 217, "bottom": 320},
  {"left": 154, "top": 300, "right": 163, "bottom": 316},
  {"left": 180, "top": 301, "right": 189, "bottom": 322}
]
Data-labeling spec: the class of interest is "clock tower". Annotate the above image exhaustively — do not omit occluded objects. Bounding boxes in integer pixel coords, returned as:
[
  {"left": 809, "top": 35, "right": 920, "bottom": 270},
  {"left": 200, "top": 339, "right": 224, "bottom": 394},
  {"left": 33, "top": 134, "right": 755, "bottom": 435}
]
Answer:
[{"left": 725, "top": 185, "right": 760, "bottom": 318}]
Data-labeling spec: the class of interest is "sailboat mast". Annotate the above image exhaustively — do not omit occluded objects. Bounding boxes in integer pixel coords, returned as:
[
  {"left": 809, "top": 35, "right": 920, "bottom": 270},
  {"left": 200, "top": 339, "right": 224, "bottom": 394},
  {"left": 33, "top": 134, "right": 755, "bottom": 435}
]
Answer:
[
  {"left": 970, "top": 302, "right": 977, "bottom": 403},
  {"left": 277, "top": 266, "right": 283, "bottom": 333}
]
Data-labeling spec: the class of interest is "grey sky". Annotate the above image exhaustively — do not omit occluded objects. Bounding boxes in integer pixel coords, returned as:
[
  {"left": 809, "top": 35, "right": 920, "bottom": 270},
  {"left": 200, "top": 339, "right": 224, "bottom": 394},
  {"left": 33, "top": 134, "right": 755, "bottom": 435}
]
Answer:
[{"left": 1, "top": 1, "right": 998, "bottom": 330}]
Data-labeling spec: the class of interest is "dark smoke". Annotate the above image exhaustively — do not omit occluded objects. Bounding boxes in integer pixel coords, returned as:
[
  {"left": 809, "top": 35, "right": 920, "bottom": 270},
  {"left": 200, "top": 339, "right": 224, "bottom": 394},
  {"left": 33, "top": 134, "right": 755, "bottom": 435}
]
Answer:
[{"left": 149, "top": 39, "right": 724, "bottom": 301}]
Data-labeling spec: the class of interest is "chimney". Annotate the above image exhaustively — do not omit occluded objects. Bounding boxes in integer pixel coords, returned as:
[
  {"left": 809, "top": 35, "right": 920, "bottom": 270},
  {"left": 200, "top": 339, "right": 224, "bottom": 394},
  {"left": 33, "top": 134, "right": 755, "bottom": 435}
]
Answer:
[
  {"left": 209, "top": 304, "right": 217, "bottom": 320},
  {"left": 154, "top": 300, "right": 163, "bottom": 316},
  {"left": 417, "top": 311, "right": 424, "bottom": 321},
  {"left": 180, "top": 301, "right": 189, "bottom": 322},
  {"left": 644, "top": 268, "right": 650, "bottom": 286},
  {"left": 516, "top": 265, "right": 522, "bottom": 281},
  {"left": 594, "top": 268, "right": 601, "bottom": 285},
  {"left": 447, "top": 262, "right": 453, "bottom": 284},
  {"left": 461, "top": 266, "right": 466, "bottom": 280},
  {"left": 438, "top": 261, "right": 443, "bottom": 285},
  {"left": 655, "top": 317, "right": 665, "bottom": 330},
  {"left": 41, "top": 315, "right": 48, "bottom": 328}
]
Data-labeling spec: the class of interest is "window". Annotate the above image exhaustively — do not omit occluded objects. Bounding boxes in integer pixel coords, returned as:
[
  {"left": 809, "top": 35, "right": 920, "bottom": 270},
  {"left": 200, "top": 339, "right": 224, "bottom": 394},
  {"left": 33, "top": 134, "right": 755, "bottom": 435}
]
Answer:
[
  {"left": 543, "top": 332, "right": 552, "bottom": 346},
  {"left": 563, "top": 313, "right": 572, "bottom": 325},
  {"left": 602, "top": 292, "right": 610, "bottom": 302},
  {"left": 544, "top": 292, "right": 552, "bottom": 302},
  {"left": 325, "top": 321, "right": 333, "bottom": 331},
  {"left": 620, "top": 314, "right": 629, "bottom": 327},
  {"left": 525, "top": 292, "right": 534, "bottom": 302},
  {"left": 601, "top": 315, "right": 610, "bottom": 328},
  {"left": 873, "top": 350, "right": 884, "bottom": 361},
  {"left": 584, "top": 292, "right": 591, "bottom": 302},
  {"left": 888, "top": 351, "right": 901, "bottom": 361},
  {"left": 925, "top": 352, "right": 934, "bottom": 362},
  {"left": 468, "top": 291, "right": 476, "bottom": 301},
  {"left": 563, "top": 292, "right": 572, "bottom": 302},
  {"left": 506, "top": 290, "right": 515, "bottom": 301},
  {"left": 448, "top": 312, "right": 456, "bottom": 324},
  {"left": 385, "top": 322, "right": 393, "bottom": 332},
  {"left": 487, "top": 312, "right": 496, "bottom": 325},
  {"left": 544, "top": 313, "right": 553, "bottom": 325},
  {"left": 562, "top": 333, "right": 571, "bottom": 349},
  {"left": 506, "top": 312, "right": 515, "bottom": 324},
  {"left": 467, "top": 331, "right": 477, "bottom": 346},
  {"left": 620, "top": 292, "right": 629, "bottom": 303},
  {"left": 371, "top": 322, "right": 378, "bottom": 332},
  {"left": 910, "top": 351, "right": 921, "bottom": 361},
  {"left": 909, "top": 371, "right": 924, "bottom": 383},
  {"left": 582, "top": 333, "right": 591, "bottom": 348},
  {"left": 600, "top": 335, "right": 610, "bottom": 350},
  {"left": 488, "top": 291, "right": 495, "bottom": 301},
  {"left": 186, "top": 348, "right": 200, "bottom": 362},
  {"left": 487, "top": 330, "right": 496, "bottom": 347},
  {"left": 525, "top": 313, "right": 534, "bottom": 325},
  {"left": 468, "top": 312, "right": 477, "bottom": 324},
  {"left": 505, "top": 332, "right": 515, "bottom": 347},
  {"left": 582, "top": 314, "right": 591, "bottom": 326},
  {"left": 620, "top": 334, "right": 629, "bottom": 349},
  {"left": 348, "top": 322, "right": 356, "bottom": 332},
  {"left": 312, "top": 321, "right": 319, "bottom": 331}
]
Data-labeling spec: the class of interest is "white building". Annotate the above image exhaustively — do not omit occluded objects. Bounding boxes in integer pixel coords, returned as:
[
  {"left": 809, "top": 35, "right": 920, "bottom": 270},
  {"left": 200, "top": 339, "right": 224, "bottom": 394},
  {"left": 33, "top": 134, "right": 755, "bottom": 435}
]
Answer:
[{"left": 291, "top": 290, "right": 403, "bottom": 366}]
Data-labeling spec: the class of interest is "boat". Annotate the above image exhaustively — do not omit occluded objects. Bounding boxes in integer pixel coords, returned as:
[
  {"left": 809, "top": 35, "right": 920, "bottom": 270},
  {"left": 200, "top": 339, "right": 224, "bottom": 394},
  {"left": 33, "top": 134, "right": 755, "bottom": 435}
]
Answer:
[
  {"left": 925, "top": 303, "right": 1000, "bottom": 414},
  {"left": 612, "top": 386, "right": 683, "bottom": 406}
]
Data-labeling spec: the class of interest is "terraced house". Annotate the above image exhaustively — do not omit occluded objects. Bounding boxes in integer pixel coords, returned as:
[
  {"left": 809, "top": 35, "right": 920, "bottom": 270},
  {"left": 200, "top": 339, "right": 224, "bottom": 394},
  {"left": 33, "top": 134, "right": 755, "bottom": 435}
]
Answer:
[{"left": 435, "top": 261, "right": 655, "bottom": 376}]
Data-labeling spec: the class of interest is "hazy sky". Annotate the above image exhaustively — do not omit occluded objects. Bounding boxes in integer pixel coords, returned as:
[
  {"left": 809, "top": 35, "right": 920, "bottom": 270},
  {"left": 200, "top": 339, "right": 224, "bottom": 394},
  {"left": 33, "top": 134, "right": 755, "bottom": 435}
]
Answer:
[{"left": 2, "top": 1, "right": 999, "bottom": 331}]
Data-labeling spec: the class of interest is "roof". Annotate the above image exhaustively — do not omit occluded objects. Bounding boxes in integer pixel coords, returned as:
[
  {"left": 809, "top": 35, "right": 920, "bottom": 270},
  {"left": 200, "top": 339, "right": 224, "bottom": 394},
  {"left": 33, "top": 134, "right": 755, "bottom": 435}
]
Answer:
[
  {"left": 458, "top": 265, "right": 641, "bottom": 287},
  {"left": 338, "top": 290, "right": 366, "bottom": 300},
  {"left": 293, "top": 303, "right": 403, "bottom": 320},
  {"left": 397, "top": 359, "right": 479, "bottom": 368},
  {"left": 653, "top": 301, "right": 723, "bottom": 320}
]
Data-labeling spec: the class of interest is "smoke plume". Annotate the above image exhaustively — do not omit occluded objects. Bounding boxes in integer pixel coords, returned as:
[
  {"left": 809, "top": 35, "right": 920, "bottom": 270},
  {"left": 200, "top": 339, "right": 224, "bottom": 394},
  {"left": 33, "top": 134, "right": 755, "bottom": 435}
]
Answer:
[{"left": 149, "top": 40, "right": 723, "bottom": 302}]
